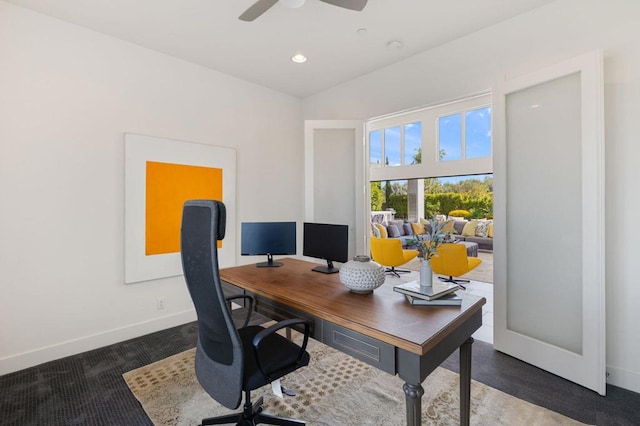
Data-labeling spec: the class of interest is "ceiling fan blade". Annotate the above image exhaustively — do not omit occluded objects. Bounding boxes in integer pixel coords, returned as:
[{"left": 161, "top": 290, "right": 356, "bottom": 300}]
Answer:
[
  {"left": 239, "top": 0, "right": 279, "bottom": 21},
  {"left": 319, "top": 0, "right": 367, "bottom": 11}
]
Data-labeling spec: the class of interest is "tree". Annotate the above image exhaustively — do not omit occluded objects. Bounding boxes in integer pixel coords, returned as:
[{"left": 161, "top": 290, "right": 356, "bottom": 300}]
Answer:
[
  {"left": 384, "top": 181, "right": 392, "bottom": 207},
  {"left": 424, "top": 178, "right": 443, "bottom": 193},
  {"left": 412, "top": 147, "right": 421, "bottom": 164},
  {"left": 383, "top": 157, "right": 392, "bottom": 209},
  {"left": 390, "top": 181, "right": 407, "bottom": 195},
  {"left": 370, "top": 182, "right": 383, "bottom": 211},
  {"left": 412, "top": 147, "right": 444, "bottom": 164}
]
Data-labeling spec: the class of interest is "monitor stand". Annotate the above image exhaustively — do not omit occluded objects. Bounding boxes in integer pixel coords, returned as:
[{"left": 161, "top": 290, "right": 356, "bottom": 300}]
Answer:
[
  {"left": 312, "top": 260, "right": 339, "bottom": 274},
  {"left": 257, "top": 253, "right": 283, "bottom": 268}
]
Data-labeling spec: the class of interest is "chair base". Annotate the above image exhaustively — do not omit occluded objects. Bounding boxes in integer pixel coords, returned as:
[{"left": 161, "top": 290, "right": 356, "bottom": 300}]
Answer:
[
  {"left": 201, "top": 395, "right": 304, "bottom": 426},
  {"left": 385, "top": 267, "right": 411, "bottom": 278},
  {"left": 438, "top": 275, "right": 470, "bottom": 290}
]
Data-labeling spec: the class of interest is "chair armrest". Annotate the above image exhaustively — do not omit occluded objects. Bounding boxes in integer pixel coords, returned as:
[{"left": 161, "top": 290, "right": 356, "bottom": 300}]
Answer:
[
  {"left": 225, "top": 295, "right": 254, "bottom": 329},
  {"left": 251, "top": 318, "right": 311, "bottom": 382}
]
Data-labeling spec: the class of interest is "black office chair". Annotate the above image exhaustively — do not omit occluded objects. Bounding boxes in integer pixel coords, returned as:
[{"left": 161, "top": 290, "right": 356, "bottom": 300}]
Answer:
[{"left": 181, "top": 200, "right": 311, "bottom": 426}]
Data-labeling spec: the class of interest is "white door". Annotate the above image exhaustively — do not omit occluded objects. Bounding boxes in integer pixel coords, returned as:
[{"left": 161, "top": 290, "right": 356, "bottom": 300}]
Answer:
[
  {"left": 493, "top": 51, "right": 606, "bottom": 394},
  {"left": 304, "top": 120, "right": 366, "bottom": 258}
]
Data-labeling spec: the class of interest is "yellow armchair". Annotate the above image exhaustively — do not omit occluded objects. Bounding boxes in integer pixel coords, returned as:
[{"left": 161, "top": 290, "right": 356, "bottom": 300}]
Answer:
[
  {"left": 370, "top": 237, "right": 419, "bottom": 277},
  {"left": 429, "top": 243, "right": 482, "bottom": 289}
]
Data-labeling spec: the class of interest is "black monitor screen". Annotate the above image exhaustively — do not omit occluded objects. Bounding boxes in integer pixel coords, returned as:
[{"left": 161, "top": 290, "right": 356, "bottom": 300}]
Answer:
[
  {"left": 303, "top": 222, "right": 349, "bottom": 274},
  {"left": 241, "top": 222, "right": 296, "bottom": 267}
]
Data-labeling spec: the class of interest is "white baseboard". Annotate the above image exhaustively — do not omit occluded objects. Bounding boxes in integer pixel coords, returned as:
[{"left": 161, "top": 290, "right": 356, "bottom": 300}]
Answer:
[
  {"left": 606, "top": 364, "right": 640, "bottom": 394},
  {"left": 483, "top": 347, "right": 640, "bottom": 395},
  {"left": 0, "top": 309, "right": 196, "bottom": 376}
]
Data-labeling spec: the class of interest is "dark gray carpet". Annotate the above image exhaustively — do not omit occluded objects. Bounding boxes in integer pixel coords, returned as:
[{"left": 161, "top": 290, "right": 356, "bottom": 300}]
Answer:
[
  {"left": 0, "top": 308, "right": 265, "bottom": 426},
  {"left": 441, "top": 339, "right": 640, "bottom": 426},
  {"left": 1, "top": 324, "right": 192, "bottom": 425},
  {"left": 2, "top": 316, "right": 639, "bottom": 425}
]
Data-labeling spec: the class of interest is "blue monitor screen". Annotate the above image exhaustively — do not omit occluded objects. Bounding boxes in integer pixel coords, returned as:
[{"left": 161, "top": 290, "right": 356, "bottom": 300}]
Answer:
[
  {"left": 241, "top": 222, "right": 296, "bottom": 267},
  {"left": 303, "top": 222, "right": 349, "bottom": 274}
]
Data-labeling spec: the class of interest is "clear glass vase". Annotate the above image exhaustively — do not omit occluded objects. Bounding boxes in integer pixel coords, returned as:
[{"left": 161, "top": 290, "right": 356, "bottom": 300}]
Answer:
[{"left": 419, "top": 259, "right": 433, "bottom": 289}]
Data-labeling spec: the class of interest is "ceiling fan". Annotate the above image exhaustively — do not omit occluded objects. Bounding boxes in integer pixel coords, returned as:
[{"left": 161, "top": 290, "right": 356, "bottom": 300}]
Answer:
[{"left": 239, "top": 0, "right": 368, "bottom": 22}]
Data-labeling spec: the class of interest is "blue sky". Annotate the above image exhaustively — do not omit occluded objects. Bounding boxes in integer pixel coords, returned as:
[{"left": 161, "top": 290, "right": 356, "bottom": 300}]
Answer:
[
  {"left": 464, "top": 107, "right": 491, "bottom": 158},
  {"left": 439, "top": 114, "right": 462, "bottom": 160}
]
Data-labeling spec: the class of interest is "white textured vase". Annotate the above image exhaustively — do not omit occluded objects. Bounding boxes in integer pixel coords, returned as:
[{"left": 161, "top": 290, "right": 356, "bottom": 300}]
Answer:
[
  {"left": 419, "top": 259, "right": 433, "bottom": 289},
  {"left": 339, "top": 255, "right": 386, "bottom": 294}
]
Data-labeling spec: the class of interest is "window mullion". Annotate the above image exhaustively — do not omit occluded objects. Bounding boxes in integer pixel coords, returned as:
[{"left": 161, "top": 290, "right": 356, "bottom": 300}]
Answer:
[
  {"left": 461, "top": 113, "right": 466, "bottom": 160},
  {"left": 400, "top": 125, "right": 405, "bottom": 165},
  {"left": 381, "top": 129, "right": 385, "bottom": 165}
]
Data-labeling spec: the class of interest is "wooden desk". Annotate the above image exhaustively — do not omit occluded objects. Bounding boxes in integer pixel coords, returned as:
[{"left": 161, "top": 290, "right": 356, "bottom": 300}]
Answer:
[{"left": 220, "top": 258, "right": 485, "bottom": 426}]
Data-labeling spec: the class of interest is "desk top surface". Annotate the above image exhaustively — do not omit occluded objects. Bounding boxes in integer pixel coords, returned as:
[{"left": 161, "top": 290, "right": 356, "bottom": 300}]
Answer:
[{"left": 220, "top": 258, "right": 485, "bottom": 355}]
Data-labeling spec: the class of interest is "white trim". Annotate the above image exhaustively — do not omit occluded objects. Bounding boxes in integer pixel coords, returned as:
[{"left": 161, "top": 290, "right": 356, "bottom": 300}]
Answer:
[
  {"left": 607, "top": 364, "right": 640, "bottom": 395},
  {"left": 368, "top": 91, "right": 491, "bottom": 123},
  {"left": 0, "top": 309, "right": 197, "bottom": 375}
]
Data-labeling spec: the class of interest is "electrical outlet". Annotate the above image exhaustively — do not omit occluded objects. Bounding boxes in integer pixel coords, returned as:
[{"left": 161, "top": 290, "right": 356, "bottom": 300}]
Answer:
[{"left": 157, "top": 297, "right": 166, "bottom": 310}]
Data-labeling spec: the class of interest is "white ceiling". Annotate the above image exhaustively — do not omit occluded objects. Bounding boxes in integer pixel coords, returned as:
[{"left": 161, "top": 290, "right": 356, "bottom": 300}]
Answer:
[{"left": 6, "top": 0, "right": 555, "bottom": 98}]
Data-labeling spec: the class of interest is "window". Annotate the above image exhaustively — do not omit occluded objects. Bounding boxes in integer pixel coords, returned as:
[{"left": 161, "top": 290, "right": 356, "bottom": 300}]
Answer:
[
  {"left": 438, "top": 107, "right": 491, "bottom": 162},
  {"left": 384, "top": 127, "right": 401, "bottom": 166},
  {"left": 368, "top": 122, "right": 422, "bottom": 167},
  {"left": 438, "top": 114, "right": 462, "bottom": 161},
  {"left": 404, "top": 122, "right": 422, "bottom": 165},
  {"left": 465, "top": 107, "right": 491, "bottom": 158},
  {"left": 370, "top": 130, "right": 382, "bottom": 165},
  {"left": 368, "top": 93, "right": 491, "bottom": 184},
  {"left": 367, "top": 94, "right": 493, "bottom": 235}
]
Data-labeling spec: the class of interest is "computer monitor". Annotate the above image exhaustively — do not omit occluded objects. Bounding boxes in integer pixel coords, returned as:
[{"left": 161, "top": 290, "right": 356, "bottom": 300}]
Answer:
[
  {"left": 303, "top": 222, "right": 349, "bottom": 274},
  {"left": 241, "top": 222, "right": 296, "bottom": 267}
]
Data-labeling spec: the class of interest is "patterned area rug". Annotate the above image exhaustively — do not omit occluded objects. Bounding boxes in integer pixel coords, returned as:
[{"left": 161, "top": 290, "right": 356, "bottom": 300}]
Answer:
[{"left": 123, "top": 336, "right": 585, "bottom": 425}]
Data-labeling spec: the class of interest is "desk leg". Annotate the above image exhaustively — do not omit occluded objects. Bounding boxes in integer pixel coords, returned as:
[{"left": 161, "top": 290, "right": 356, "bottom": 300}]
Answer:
[
  {"left": 460, "top": 337, "right": 474, "bottom": 426},
  {"left": 402, "top": 382, "right": 424, "bottom": 425}
]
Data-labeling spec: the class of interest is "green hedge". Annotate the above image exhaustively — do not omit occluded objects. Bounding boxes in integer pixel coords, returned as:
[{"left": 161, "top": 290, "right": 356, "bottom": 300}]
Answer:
[
  {"left": 382, "top": 192, "right": 493, "bottom": 219},
  {"left": 384, "top": 194, "right": 408, "bottom": 218},
  {"left": 425, "top": 193, "right": 493, "bottom": 219}
]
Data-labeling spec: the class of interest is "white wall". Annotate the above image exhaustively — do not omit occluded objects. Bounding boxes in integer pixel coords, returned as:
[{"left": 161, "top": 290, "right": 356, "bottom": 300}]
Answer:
[
  {"left": 303, "top": 0, "right": 640, "bottom": 393},
  {"left": 0, "top": 2, "right": 303, "bottom": 374}
]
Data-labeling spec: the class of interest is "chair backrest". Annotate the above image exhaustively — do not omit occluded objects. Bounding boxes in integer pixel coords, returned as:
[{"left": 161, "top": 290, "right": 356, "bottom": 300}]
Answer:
[
  {"left": 181, "top": 200, "right": 243, "bottom": 409},
  {"left": 370, "top": 236, "right": 405, "bottom": 266},
  {"left": 429, "top": 243, "right": 470, "bottom": 276}
]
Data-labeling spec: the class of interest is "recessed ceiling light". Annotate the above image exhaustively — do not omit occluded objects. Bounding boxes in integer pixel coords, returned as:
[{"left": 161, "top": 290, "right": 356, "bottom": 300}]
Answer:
[
  {"left": 291, "top": 53, "right": 307, "bottom": 63},
  {"left": 356, "top": 28, "right": 368, "bottom": 36},
  {"left": 387, "top": 40, "right": 403, "bottom": 50}
]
